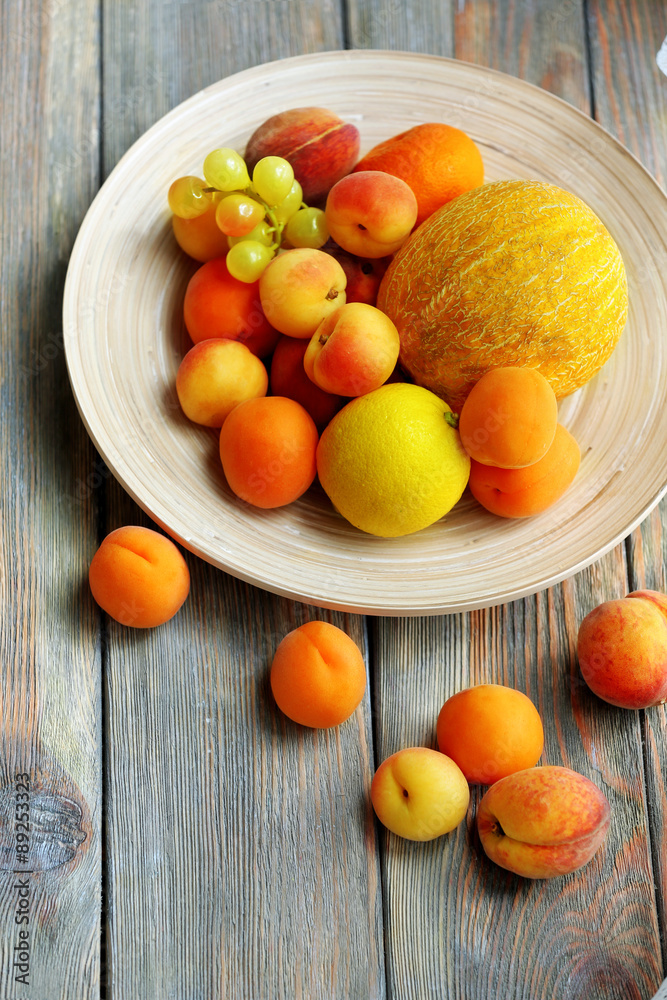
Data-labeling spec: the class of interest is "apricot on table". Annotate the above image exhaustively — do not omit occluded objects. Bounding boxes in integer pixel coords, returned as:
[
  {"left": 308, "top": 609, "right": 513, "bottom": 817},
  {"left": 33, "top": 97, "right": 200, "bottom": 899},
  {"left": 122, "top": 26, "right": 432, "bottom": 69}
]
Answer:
[
  {"left": 270, "top": 620, "right": 366, "bottom": 728},
  {"left": 458, "top": 366, "right": 558, "bottom": 468},
  {"left": 469, "top": 423, "right": 580, "bottom": 517},
  {"left": 371, "top": 747, "right": 470, "bottom": 841},
  {"left": 436, "top": 684, "right": 544, "bottom": 785},
  {"left": 577, "top": 590, "right": 667, "bottom": 708},
  {"left": 89, "top": 525, "right": 190, "bottom": 628},
  {"left": 219, "top": 395, "right": 318, "bottom": 508}
]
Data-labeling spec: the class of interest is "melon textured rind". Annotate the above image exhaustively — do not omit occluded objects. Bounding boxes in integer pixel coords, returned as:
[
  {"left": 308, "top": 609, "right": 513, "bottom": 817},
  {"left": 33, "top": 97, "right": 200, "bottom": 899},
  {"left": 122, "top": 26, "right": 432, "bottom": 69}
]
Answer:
[{"left": 377, "top": 180, "right": 628, "bottom": 411}]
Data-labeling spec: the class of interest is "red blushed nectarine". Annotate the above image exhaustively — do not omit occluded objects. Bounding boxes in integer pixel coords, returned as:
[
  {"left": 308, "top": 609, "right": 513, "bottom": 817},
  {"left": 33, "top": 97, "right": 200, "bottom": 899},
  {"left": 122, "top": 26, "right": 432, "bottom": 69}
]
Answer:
[
  {"left": 477, "top": 765, "right": 611, "bottom": 878},
  {"left": 244, "top": 107, "right": 360, "bottom": 205},
  {"left": 577, "top": 591, "right": 667, "bottom": 708}
]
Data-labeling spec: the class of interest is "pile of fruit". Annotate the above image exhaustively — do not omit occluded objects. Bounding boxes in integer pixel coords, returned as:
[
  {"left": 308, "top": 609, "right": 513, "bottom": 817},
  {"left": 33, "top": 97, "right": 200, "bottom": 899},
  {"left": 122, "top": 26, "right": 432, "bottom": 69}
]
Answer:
[{"left": 168, "top": 106, "right": 628, "bottom": 536}]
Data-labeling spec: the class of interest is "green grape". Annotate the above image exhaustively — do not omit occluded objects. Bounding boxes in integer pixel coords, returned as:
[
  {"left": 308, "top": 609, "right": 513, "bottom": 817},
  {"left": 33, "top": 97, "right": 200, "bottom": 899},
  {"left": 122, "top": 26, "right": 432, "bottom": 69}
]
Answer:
[
  {"left": 226, "top": 240, "right": 275, "bottom": 282},
  {"left": 252, "top": 156, "right": 295, "bottom": 206},
  {"left": 285, "top": 207, "right": 329, "bottom": 249},
  {"left": 227, "top": 220, "right": 274, "bottom": 248},
  {"left": 203, "top": 148, "right": 250, "bottom": 191},
  {"left": 272, "top": 179, "right": 304, "bottom": 225},
  {"left": 215, "top": 193, "right": 265, "bottom": 236},
  {"left": 167, "top": 175, "right": 212, "bottom": 219}
]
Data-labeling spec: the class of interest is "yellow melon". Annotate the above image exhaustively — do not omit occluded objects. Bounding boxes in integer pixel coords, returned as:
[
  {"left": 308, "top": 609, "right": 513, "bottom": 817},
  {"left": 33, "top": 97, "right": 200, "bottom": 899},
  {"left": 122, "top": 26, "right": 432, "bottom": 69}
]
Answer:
[{"left": 377, "top": 180, "right": 628, "bottom": 411}]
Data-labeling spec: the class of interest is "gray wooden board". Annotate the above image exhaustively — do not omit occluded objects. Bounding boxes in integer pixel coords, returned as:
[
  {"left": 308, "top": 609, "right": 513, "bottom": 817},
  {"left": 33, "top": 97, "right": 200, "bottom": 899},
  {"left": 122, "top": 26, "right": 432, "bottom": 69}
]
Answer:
[{"left": 0, "top": 0, "right": 102, "bottom": 997}]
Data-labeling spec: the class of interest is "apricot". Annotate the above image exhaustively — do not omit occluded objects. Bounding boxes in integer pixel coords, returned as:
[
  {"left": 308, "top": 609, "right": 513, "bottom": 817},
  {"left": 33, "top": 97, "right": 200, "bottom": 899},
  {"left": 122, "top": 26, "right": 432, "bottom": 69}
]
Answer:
[
  {"left": 436, "top": 684, "right": 544, "bottom": 785},
  {"left": 469, "top": 423, "right": 580, "bottom": 517},
  {"left": 269, "top": 336, "right": 344, "bottom": 431},
  {"left": 172, "top": 203, "right": 229, "bottom": 262},
  {"left": 325, "top": 171, "right": 418, "bottom": 258},
  {"left": 458, "top": 367, "right": 558, "bottom": 468},
  {"left": 89, "top": 526, "right": 190, "bottom": 628},
  {"left": 304, "top": 303, "right": 400, "bottom": 397},
  {"left": 219, "top": 396, "right": 318, "bottom": 508},
  {"left": 270, "top": 621, "right": 366, "bottom": 728},
  {"left": 321, "top": 240, "right": 391, "bottom": 306},
  {"left": 258, "top": 248, "right": 346, "bottom": 339},
  {"left": 371, "top": 748, "right": 470, "bottom": 841},
  {"left": 577, "top": 591, "right": 667, "bottom": 708},
  {"left": 352, "top": 122, "right": 484, "bottom": 228},
  {"left": 176, "top": 338, "right": 268, "bottom": 427},
  {"left": 245, "top": 107, "right": 360, "bottom": 204},
  {"left": 183, "top": 257, "right": 280, "bottom": 357}
]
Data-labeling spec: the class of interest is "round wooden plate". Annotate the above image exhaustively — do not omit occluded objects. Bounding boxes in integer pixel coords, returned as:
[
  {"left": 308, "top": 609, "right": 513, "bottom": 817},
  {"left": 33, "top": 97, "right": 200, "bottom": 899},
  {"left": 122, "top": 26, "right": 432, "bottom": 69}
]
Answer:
[{"left": 63, "top": 50, "right": 667, "bottom": 616}]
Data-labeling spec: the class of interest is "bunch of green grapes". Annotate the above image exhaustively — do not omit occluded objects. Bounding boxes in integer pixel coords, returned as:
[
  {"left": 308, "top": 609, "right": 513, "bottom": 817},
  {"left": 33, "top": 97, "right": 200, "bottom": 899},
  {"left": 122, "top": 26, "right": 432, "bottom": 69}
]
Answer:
[{"left": 167, "top": 149, "right": 328, "bottom": 281}]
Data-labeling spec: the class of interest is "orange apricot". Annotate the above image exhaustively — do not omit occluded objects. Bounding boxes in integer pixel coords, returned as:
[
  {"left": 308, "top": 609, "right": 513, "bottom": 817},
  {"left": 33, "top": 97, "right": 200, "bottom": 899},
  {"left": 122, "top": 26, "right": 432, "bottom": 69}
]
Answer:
[
  {"left": 89, "top": 525, "right": 190, "bottom": 628},
  {"left": 468, "top": 423, "right": 580, "bottom": 517},
  {"left": 270, "top": 621, "right": 367, "bottom": 727},
  {"left": 458, "top": 367, "right": 558, "bottom": 468},
  {"left": 219, "top": 396, "right": 318, "bottom": 509},
  {"left": 172, "top": 203, "right": 230, "bottom": 262},
  {"left": 437, "top": 684, "right": 544, "bottom": 785},
  {"left": 183, "top": 257, "right": 280, "bottom": 358}
]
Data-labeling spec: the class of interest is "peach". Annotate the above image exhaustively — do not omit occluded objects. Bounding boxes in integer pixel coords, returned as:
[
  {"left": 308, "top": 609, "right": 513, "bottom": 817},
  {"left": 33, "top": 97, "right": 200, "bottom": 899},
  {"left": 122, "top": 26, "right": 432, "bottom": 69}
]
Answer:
[
  {"left": 436, "top": 684, "right": 544, "bottom": 785},
  {"left": 176, "top": 338, "right": 268, "bottom": 427},
  {"left": 258, "top": 248, "right": 346, "bottom": 339},
  {"left": 304, "top": 302, "right": 400, "bottom": 397},
  {"left": 577, "top": 591, "right": 667, "bottom": 708},
  {"left": 324, "top": 171, "right": 419, "bottom": 258},
  {"left": 270, "top": 621, "right": 366, "bottom": 728},
  {"left": 321, "top": 240, "right": 392, "bottom": 306},
  {"left": 244, "top": 107, "right": 360, "bottom": 205},
  {"left": 477, "top": 766, "right": 611, "bottom": 878},
  {"left": 269, "top": 336, "right": 345, "bottom": 431},
  {"left": 371, "top": 747, "right": 470, "bottom": 841},
  {"left": 89, "top": 526, "right": 190, "bottom": 628}
]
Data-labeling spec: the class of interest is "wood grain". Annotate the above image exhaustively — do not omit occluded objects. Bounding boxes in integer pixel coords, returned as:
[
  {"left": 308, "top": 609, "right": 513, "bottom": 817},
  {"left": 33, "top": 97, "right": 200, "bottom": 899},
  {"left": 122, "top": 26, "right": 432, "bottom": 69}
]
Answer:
[
  {"left": 0, "top": 0, "right": 101, "bottom": 996},
  {"left": 100, "top": 3, "right": 384, "bottom": 998},
  {"left": 589, "top": 0, "right": 667, "bottom": 972}
]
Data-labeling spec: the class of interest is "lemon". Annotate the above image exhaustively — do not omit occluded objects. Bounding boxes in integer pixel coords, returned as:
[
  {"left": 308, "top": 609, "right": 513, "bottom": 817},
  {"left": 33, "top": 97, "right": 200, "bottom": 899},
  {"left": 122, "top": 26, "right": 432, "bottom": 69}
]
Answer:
[{"left": 316, "top": 382, "right": 471, "bottom": 537}]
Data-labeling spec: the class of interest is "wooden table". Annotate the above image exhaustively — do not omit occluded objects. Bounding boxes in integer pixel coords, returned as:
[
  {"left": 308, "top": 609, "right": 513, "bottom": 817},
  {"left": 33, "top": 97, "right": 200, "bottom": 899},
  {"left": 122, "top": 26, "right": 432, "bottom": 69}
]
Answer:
[{"left": 2, "top": 2, "right": 667, "bottom": 998}]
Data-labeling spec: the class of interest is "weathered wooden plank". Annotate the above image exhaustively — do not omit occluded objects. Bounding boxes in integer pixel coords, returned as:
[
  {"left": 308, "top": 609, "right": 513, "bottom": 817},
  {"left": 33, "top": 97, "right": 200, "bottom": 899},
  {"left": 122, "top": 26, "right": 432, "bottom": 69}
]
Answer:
[
  {"left": 589, "top": 0, "right": 667, "bottom": 968},
  {"left": 0, "top": 0, "right": 101, "bottom": 996},
  {"left": 358, "top": 1, "right": 663, "bottom": 997},
  {"left": 100, "top": 3, "right": 385, "bottom": 998}
]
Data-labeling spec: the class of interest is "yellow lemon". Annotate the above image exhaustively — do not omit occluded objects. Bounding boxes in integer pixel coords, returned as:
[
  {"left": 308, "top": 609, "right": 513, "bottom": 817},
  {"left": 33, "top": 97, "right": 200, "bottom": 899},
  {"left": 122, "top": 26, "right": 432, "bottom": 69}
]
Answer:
[{"left": 316, "top": 383, "right": 470, "bottom": 537}]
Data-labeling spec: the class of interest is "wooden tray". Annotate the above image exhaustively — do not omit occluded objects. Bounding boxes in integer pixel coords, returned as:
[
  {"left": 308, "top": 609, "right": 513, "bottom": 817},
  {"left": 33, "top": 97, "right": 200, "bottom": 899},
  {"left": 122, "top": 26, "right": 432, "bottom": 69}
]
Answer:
[{"left": 62, "top": 50, "right": 667, "bottom": 616}]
